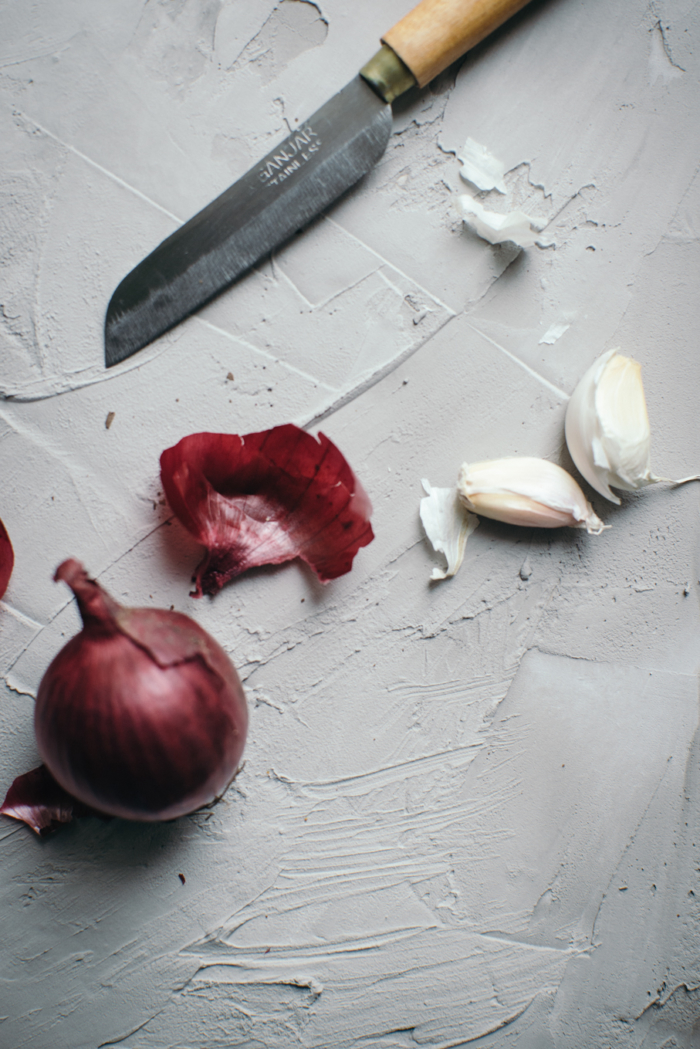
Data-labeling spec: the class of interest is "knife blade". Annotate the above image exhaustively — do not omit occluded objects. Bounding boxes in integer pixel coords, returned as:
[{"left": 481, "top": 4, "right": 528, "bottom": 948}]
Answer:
[{"left": 105, "top": 0, "right": 534, "bottom": 367}]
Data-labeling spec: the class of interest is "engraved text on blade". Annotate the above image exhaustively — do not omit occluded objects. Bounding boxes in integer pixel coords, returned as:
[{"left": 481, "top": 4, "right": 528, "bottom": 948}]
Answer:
[{"left": 258, "top": 126, "right": 321, "bottom": 187}]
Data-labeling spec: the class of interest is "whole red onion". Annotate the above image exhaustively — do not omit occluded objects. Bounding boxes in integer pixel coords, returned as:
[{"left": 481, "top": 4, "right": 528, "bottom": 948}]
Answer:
[{"left": 34, "top": 559, "right": 248, "bottom": 821}]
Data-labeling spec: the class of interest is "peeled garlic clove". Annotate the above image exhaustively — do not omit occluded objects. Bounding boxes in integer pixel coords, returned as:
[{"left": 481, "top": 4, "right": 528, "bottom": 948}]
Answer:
[
  {"left": 457, "top": 458, "right": 607, "bottom": 535},
  {"left": 420, "top": 480, "right": 479, "bottom": 580},
  {"left": 565, "top": 349, "right": 660, "bottom": 504}
]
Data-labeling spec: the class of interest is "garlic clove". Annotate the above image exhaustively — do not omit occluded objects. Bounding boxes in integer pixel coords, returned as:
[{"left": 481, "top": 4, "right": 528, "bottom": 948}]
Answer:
[
  {"left": 595, "top": 353, "right": 655, "bottom": 490},
  {"left": 420, "top": 480, "right": 478, "bottom": 580},
  {"left": 457, "top": 458, "right": 607, "bottom": 535},
  {"left": 565, "top": 349, "right": 621, "bottom": 504},
  {"left": 565, "top": 349, "right": 660, "bottom": 504},
  {"left": 465, "top": 490, "right": 577, "bottom": 529}
]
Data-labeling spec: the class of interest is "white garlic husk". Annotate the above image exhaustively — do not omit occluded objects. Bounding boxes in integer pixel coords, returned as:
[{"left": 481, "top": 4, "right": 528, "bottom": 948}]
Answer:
[
  {"left": 457, "top": 458, "right": 607, "bottom": 535},
  {"left": 420, "top": 480, "right": 479, "bottom": 580},
  {"left": 565, "top": 349, "right": 661, "bottom": 504},
  {"left": 458, "top": 138, "right": 507, "bottom": 193},
  {"left": 457, "top": 195, "right": 547, "bottom": 249}
]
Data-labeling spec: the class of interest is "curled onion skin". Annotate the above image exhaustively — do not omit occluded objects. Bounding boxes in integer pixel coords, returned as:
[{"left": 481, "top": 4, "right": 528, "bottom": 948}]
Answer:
[
  {"left": 0, "top": 764, "right": 105, "bottom": 835},
  {"left": 0, "top": 516, "right": 14, "bottom": 600},
  {"left": 34, "top": 560, "right": 248, "bottom": 822},
  {"left": 160, "top": 426, "right": 374, "bottom": 596}
]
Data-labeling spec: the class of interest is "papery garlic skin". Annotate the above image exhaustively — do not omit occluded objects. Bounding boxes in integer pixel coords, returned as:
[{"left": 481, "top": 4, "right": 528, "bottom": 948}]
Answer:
[
  {"left": 457, "top": 458, "right": 607, "bottom": 535},
  {"left": 565, "top": 349, "right": 658, "bottom": 504},
  {"left": 458, "top": 138, "right": 507, "bottom": 193},
  {"left": 457, "top": 195, "right": 548, "bottom": 249},
  {"left": 420, "top": 480, "right": 478, "bottom": 580}
]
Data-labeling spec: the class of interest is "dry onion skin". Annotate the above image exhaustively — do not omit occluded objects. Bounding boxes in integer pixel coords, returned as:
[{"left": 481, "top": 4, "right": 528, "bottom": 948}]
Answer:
[
  {"left": 2, "top": 559, "right": 248, "bottom": 830},
  {"left": 0, "top": 516, "right": 14, "bottom": 600},
  {"left": 160, "top": 425, "right": 374, "bottom": 597},
  {"left": 0, "top": 764, "right": 104, "bottom": 836}
]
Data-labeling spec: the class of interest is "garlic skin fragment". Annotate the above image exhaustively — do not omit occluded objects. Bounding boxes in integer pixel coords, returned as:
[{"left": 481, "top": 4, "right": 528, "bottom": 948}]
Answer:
[
  {"left": 458, "top": 138, "right": 507, "bottom": 194},
  {"left": 420, "top": 480, "right": 479, "bottom": 580},
  {"left": 457, "top": 195, "right": 547, "bottom": 249},
  {"left": 565, "top": 349, "right": 660, "bottom": 505},
  {"left": 457, "top": 458, "right": 607, "bottom": 535}
]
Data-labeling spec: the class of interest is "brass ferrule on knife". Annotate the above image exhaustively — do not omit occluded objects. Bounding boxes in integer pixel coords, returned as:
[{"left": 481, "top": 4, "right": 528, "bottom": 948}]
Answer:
[{"left": 360, "top": 45, "right": 417, "bottom": 104}]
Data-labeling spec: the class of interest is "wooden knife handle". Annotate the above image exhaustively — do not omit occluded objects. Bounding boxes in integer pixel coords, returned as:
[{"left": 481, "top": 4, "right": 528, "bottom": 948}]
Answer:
[{"left": 382, "top": 0, "right": 534, "bottom": 87}]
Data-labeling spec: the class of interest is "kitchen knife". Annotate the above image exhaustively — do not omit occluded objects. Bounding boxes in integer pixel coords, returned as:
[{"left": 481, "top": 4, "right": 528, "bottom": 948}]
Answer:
[{"left": 105, "top": 0, "right": 534, "bottom": 367}]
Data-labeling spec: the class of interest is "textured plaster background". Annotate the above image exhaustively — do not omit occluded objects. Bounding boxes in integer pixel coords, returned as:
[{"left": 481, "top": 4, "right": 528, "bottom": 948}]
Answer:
[{"left": 1, "top": 0, "right": 699, "bottom": 1046}]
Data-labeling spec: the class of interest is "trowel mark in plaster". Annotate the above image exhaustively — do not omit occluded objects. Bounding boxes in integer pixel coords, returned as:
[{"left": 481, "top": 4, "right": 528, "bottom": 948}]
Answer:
[
  {"left": 174, "top": 929, "right": 570, "bottom": 1047},
  {"left": 0, "top": 167, "right": 59, "bottom": 369},
  {"left": 635, "top": 984, "right": 700, "bottom": 1045},
  {"left": 228, "top": 0, "right": 328, "bottom": 83},
  {"left": 239, "top": 569, "right": 554, "bottom": 734},
  {"left": 269, "top": 742, "right": 482, "bottom": 800},
  {"left": 0, "top": 33, "right": 78, "bottom": 71},
  {"left": 0, "top": 601, "right": 43, "bottom": 636},
  {"left": 2, "top": 302, "right": 340, "bottom": 402},
  {"left": 11, "top": 109, "right": 180, "bottom": 224},
  {"left": 539, "top": 728, "right": 700, "bottom": 1042},
  {"left": 213, "top": 606, "right": 559, "bottom": 924},
  {"left": 96, "top": 1008, "right": 166, "bottom": 1049},
  {"left": 183, "top": 801, "right": 555, "bottom": 944},
  {"left": 186, "top": 990, "right": 540, "bottom": 1049},
  {"left": 298, "top": 306, "right": 455, "bottom": 427},
  {"left": 187, "top": 928, "right": 438, "bottom": 967},
  {"left": 0, "top": 406, "right": 135, "bottom": 543},
  {"left": 271, "top": 242, "right": 434, "bottom": 318},
  {"left": 199, "top": 317, "right": 337, "bottom": 395},
  {"left": 125, "top": 0, "right": 224, "bottom": 97},
  {"left": 322, "top": 217, "right": 455, "bottom": 320},
  {"left": 0, "top": 110, "right": 185, "bottom": 399},
  {"left": 586, "top": 755, "right": 685, "bottom": 950},
  {"left": 296, "top": 216, "right": 457, "bottom": 426},
  {"left": 649, "top": 19, "right": 685, "bottom": 85},
  {"left": 466, "top": 322, "right": 570, "bottom": 401},
  {"left": 0, "top": 600, "right": 45, "bottom": 698}
]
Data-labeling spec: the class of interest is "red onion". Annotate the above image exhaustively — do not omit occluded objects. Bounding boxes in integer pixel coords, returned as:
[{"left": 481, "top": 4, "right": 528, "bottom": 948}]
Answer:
[{"left": 34, "top": 559, "right": 248, "bottom": 822}]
